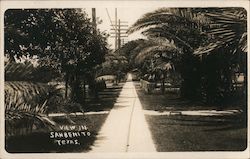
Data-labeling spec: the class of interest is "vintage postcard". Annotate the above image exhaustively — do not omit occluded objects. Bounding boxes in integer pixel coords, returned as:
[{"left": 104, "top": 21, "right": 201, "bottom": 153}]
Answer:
[{"left": 0, "top": 0, "right": 249, "bottom": 159}]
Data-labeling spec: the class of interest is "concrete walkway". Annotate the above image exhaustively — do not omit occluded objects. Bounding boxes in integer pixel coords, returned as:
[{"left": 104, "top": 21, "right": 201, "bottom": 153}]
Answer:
[{"left": 90, "top": 74, "right": 156, "bottom": 152}]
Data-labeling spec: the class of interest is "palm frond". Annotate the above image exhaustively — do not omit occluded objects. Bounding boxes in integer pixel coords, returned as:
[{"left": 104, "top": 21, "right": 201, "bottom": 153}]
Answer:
[
  {"left": 135, "top": 39, "right": 178, "bottom": 64},
  {"left": 5, "top": 88, "right": 56, "bottom": 138},
  {"left": 5, "top": 81, "right": 49, "bottom": 103},
  {"left": 142, "top": 26, "right": 194, "bottom": 50},
  {"left": 195, "top": 9, "right": 247, "bottom": 55},
  {"left": 239, "top": 32, "right": 247, "bottom": 53},
  {"left": 5, "top": 62, "right": 36, "bottom": 81},
  {"left": 5, "top": 99, "right": 55, "bottom": 134},
  {"left": 128, "top": 8, "right": 208, "bottom": 34}
]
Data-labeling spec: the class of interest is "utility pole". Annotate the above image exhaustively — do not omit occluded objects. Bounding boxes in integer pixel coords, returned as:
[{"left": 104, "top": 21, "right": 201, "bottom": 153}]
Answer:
[
  {"left": 115, "top": 8, "right": 117, "bottom": 50},
  {"left": 109, "top": 8, "right": 128, "bottom": 51},
  {"left": 114, "top": 20, "right": 128, "bottom": 50},
  {"left": 118, "top": 19, "right": 121, "bottom": 50},
  {"left": 92, "top": 8, "right": 97, "bottom": 34}
]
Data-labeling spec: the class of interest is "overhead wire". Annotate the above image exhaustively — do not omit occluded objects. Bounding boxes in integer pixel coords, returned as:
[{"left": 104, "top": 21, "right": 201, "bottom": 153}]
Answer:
[{"left": 105, "top": 8, "right": 116, "bottom": 30}]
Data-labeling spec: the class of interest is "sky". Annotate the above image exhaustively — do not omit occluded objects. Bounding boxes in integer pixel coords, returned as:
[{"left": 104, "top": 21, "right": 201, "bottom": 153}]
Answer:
[{"left": 84, "top": 7, "right": 159, "bottom": 50}]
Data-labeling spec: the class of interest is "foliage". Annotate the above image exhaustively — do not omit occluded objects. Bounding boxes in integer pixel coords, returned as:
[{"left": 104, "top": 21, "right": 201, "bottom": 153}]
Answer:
[
  {"left": 5, "top": 9, "right": 109, "bottom": 104},
  {"left": 5, "top": 87, "right": 56, "bottom": 138},
  {"left": 133, "top": 38, "right": 179, "bottom": 65},
  {"left": 4, "top": 79, "right": 67, "bottom": 137},
  {"left": 5, "top": 61, "right": 35, "bottom": 81},
  {"left": 128, "top": 7, "right": 247, "bottom": 104},
  {"left": 97, "top": 52, "right": 128, "bottom": 80},
  {"left": 128, "top": 8, "right": 209, "bottom": 50},
  {"left": 193, "top": 8, "right": 247, "bottom": 104},
  {"left": 5, "top": 81, "right": 48, "bottom": 106},
  {"left": 5, "top": 9, "right": 107, "bottom": 71},
  {"left": 118, "top": 38, "right": 182, "bottom": 92},
  {"left": 128, "top": 8, "right": 208, "bottom": 99},
  {"left": 119, "top": 38, "right": 178, "bottom": 70},
  {"left": 134, "top": 39, "right": 179, "bottom": 84},
  {"left": 194, "top": 8, "right": 247, "bottom": 55},
  {"left": 5, "top": 61, "right": 61, "bottom": 82}
]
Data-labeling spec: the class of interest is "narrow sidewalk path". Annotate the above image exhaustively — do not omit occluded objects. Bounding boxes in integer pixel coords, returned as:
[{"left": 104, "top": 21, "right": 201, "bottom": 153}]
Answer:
[{"left": 89, "top": 74, "right": 156, "bottom": 152}]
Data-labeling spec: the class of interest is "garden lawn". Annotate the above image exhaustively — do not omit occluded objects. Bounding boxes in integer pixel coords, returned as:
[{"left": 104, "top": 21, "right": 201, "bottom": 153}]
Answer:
[
  {"left": 135, "top": 82, "right": 246, "bottom": 111},
  {"left": 146, "top": 115, "right": 247, "bottom": 151},
  {"left": 6, "top": 114, "right": 108, "bottom": 153},
  {"left": 134, "top": 82, "right": 247, "bottom": 151},
  {"left": 6, "top": 82, "right": 125, "bottom": 153},
  {"left": 84, "top": 82, "right": 124, "bottom": 112}
]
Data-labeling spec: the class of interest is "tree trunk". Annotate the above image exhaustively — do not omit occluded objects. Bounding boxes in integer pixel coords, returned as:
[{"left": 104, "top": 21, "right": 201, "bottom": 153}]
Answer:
[
  {"left": 161, "top": 77, "right": 165, "bottom": 94},
  {"left": 83, "top": 78, "right": 86, "bottom": 105},
  {"left": 65, "top": 72, "right": 69, "bottom": 99}
]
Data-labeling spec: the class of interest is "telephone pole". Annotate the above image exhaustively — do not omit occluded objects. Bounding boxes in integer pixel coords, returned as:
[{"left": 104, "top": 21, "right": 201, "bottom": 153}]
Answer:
[
  {"left": 92, "top": 8, "right": 97, "bottom": 34},
  {"left": 110, "top": 8, "right": 128, "bottom": 51},
  {"left": 118, "top": 19, "right": 121, "bottom": 50},
  {"left": 115, "top": 8, "right": 118, "bottom": 50}
]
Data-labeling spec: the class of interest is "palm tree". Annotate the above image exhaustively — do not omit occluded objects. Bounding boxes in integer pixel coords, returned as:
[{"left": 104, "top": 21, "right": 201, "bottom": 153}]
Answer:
[
  {"left": 128, "top": 7, "right": 247, "bottom": 103},
  {"left": 119, "top": 38, "right": 180, "bottom": 93},
  {"left": 194, "top": 8, "right": 247, "bottom": 104},
  {"left": 4, "top": 61, "right": 66, "bottom": 137},
  {"left": 128, "top": 8, "right": 207, "bottom": 99}
]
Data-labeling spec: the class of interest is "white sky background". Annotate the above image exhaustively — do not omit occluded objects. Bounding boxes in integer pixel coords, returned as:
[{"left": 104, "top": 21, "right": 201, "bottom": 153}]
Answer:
[{"left": 84, "top": 7, "right": 159, "bottom": 50}]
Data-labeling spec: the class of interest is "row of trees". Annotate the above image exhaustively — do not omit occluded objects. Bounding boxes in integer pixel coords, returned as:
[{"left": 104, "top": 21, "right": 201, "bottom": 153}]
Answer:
[
  {"left": 121, "top": 8, "right": 246, "bottom": 105},
  {"left": 97, "top": 52, "right": 128, "bottom": 80}
]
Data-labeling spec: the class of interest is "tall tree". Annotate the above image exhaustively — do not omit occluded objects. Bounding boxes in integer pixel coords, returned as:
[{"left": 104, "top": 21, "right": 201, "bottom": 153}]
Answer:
[
  {"left": 128, "top": 8, "right": 208, "bottom": 99},
  {"left": 4, "top": 9, "right": 108, "bottom": 104},
  {"left": 128, "top": 7, "right": 247, "bottom": 104},
  {"left": 194, "top": 8, "right": 247, "bottom": 104}
]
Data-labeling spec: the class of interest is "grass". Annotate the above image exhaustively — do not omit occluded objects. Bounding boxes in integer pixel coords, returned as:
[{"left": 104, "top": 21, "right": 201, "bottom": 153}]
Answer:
[
  {"left": 135, "top": 82, "right": 246, "bottom": 111},
  {"left": 146, "top": 115, "right": 247, "bottom": 151},
  {"left": 6, "top": 82, "right": 125, "bottom": 153},
  {"left": 84, "top": 82, "right": 124, "bottom": 112},
  {"left": 6, "top": 114, "right": 108, "bottom": 153},
  {"left": 134, "top": 82, "right": 247, "bottom": 151}
]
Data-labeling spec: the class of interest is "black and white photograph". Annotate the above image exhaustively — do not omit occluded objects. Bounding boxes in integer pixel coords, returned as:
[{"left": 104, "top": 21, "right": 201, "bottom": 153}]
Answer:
[{"left": 0, "top": 0, "right": 249, "bottom": 158}]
